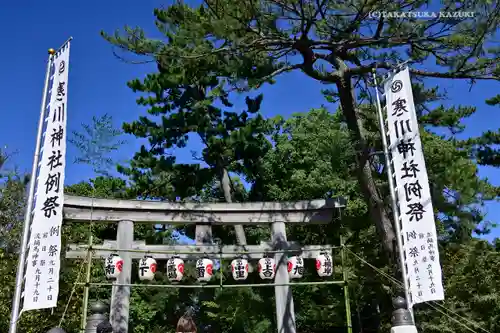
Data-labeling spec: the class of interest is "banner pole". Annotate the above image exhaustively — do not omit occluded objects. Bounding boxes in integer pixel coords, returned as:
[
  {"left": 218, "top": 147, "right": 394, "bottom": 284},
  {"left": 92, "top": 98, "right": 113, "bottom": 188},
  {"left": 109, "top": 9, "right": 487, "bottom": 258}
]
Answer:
[
  {"left": 372, "top": 70, "right": 413, "bottom": 316},
  {"left": 9, "top": 48, "right": 55, "bottom": 333}
]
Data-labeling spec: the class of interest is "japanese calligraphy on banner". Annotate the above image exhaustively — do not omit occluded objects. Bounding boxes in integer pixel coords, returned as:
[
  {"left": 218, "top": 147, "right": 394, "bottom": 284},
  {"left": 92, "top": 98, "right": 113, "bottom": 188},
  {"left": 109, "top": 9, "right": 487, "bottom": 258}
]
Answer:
[
  {"left": 23, "top": 41, "right": 71, "bottom": 311},
  {"left": 384, "top": 67, "right": 444, "bottom": 306}
]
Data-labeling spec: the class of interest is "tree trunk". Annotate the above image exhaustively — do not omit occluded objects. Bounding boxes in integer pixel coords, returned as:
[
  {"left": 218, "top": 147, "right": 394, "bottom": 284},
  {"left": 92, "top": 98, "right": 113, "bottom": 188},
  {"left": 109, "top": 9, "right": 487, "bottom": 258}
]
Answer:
[
  {"left": 220, "top": 167, "right": 248, "bottom": 245},
  {"left": 336, "top": 77, "right": 396, "bottom": 256}
]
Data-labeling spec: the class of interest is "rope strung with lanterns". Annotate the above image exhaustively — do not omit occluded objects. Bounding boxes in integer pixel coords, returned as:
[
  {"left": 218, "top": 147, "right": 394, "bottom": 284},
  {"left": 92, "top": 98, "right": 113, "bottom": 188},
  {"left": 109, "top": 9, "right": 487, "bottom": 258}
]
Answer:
[{"left": 103, "top": 251, "right": 334, "bottom": 282}]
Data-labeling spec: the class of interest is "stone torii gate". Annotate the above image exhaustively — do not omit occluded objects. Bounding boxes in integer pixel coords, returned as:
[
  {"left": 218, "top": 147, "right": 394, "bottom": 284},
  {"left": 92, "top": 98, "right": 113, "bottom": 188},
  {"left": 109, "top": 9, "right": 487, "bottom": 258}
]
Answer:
[{"left": 64, "top": 195, "right": 348, "bottom": 333}]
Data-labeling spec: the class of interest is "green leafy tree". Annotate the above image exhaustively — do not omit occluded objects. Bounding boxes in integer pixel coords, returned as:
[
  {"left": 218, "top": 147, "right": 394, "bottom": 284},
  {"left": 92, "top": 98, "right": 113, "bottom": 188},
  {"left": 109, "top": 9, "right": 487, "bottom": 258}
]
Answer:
[
  {"left": 247, "top": 107, "right": 498, "bottom": 332},
  {"left": 256, "top": 109, "right": 389, "bottom": 332},
  {"left": 0, "top": 149, "right": 30, "bottom": 332},
  {"left": 0, "top": 148, "right": 29, "bottom": 252},
  {"left": 416, "top": 239, "right": 500, "bottom": 333},
  {"left": 69, "top": 113, "right": 126, "bottom": 177}
]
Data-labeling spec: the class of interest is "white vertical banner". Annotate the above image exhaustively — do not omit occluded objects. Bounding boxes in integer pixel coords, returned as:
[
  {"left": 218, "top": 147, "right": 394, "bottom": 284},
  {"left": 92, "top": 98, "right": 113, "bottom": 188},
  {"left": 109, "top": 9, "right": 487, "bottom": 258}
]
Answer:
[
  {"left": 23, "top": 41, "right": 71, "bottom": 311},
  {"left": 384, "top": 67, "right": 444, "bottom": 306}
]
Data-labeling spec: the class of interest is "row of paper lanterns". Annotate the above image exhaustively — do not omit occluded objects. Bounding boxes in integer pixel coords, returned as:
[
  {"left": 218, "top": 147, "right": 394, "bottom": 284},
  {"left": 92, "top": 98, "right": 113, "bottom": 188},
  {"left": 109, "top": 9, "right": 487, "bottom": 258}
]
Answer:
[{"left": 104, "top": 252, "right": 333, "bottom": 282}]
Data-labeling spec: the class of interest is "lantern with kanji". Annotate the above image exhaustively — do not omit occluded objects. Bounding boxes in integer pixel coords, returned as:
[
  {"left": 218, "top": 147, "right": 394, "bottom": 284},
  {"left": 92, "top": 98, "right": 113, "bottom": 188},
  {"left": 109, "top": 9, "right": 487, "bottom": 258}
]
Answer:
[
  {"left": 316, "top": 251, "right": 333, "bottom": 277},
  {"left": 196, "top": 258, "right": 213, "bottom": 282},
  {"left": 138, "top": 255, "right": 157, "bottom": 281},
  {"left": 287, "top": 256, "right": 304, "bottom": 279},
  {"left": 166, "top": 257, "right": 185, "bottom": 282},
  {"left": 104, "top": 253, "right": 123, "bottom": 279},
  {"left": 258, "top": 256, "right": 276, "bottom": 280},
  {"left": 231, "top": 257, "right": 249, "bottom": 281}
]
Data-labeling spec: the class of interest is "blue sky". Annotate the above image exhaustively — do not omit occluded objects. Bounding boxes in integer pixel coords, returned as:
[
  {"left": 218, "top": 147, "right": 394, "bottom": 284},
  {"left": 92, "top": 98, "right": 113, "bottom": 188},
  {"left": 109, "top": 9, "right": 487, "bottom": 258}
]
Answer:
[{"left": 0, "top": 1, "right": 498, "bottom": 240}]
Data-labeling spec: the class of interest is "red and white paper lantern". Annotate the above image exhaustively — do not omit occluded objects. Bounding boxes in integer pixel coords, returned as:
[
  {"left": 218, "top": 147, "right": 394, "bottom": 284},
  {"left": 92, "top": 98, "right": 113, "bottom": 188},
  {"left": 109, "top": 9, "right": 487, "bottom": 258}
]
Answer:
[
  {"left": 316, "top": 251, "right": 333, "bottom": 277},
  {"left": 231, "top": 258, "right": 249, "bottom": 281},
  {"left": 258, "top": 257, "right": 276, "bottom": 280},
  {"left": 166, "top": 257, "right": 185, "bottom": 282},
  {"left": 287, "top": 256, "right": 304, "bottom": 279},
  {"left": 104, "top": 253, "right": 123, "bottom": 279},
  {"left": 196, "top": 258, "right": 214, "bottom": 282},
  {"left": 138, "top": 255, "right": 157, "bottom": 281}
]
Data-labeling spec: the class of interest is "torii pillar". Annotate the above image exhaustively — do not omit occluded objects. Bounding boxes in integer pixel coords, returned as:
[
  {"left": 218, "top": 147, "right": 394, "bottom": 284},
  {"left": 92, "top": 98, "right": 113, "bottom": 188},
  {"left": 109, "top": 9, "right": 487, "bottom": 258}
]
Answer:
[{"left": 109, "top": 220, "right": 133, "bottom": 333}]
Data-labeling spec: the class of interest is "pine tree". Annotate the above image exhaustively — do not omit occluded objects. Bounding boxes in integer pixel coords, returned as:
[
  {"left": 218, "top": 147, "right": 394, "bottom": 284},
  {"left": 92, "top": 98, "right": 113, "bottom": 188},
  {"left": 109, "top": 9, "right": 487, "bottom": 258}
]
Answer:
[
  {"left": 102, "top": 0, "right": 500, "bottom": 256},
  {"left": 101, "top": 28, "right": 275, "bottom": 244}
]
